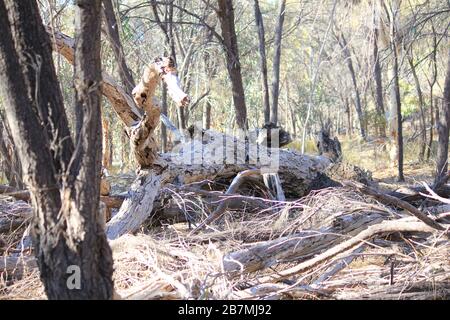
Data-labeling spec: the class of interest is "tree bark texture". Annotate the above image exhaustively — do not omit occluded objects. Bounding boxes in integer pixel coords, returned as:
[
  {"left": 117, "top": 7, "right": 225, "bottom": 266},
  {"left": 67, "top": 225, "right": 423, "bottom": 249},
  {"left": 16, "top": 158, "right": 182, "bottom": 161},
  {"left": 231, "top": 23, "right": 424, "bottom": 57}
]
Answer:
[
  {"left": 389, "top": 36, "right": 404, "bottom": 181},
  {"left": 253, "top": 0, "right": 271, "bottom": 125},
  {"left": 270, "top": 0, "right": 286, "bottom": 125},
  {"left": 407, "top": 52, "right": 426, "bottom": 162},
  {"left": 0, "top": 0, "right": 114, "bottom": 299},
  {"left": 102, "top": 0, "right": 135, "bottom": 94},
  {"left": 372, "top": 25, "right": 386, "bottom": 137},
  {"left": 434, "top": 49, "right": 450, "bottom": 187},
  {"left": 217, "top": 0, "right": 248, "bottom": 129},
  {"left": 337, "top": 32, "right": 366, "bottom": 140}
]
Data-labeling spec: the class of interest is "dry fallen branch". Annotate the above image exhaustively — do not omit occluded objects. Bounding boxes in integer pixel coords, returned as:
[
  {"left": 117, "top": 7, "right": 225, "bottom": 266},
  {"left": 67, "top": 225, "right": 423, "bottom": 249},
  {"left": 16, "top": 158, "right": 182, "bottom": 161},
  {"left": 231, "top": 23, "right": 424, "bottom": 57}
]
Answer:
[
  {"left": 257, "top": 219, "right": 439, "bottom": 283},
  {"left": 420, "top": 182, "right": 450, "bottom": 205},
  {"left": 190, "top": 169, "right": 263, "bottom": 234},
  {"left": 343, "top": 181, "right": 446, "bottom": 232},
  {"left": 1, "top": 187, "right": 124, "bottom": 209},
  {"left": 223, "top": 212, "right": 387, "bottom": 275}
]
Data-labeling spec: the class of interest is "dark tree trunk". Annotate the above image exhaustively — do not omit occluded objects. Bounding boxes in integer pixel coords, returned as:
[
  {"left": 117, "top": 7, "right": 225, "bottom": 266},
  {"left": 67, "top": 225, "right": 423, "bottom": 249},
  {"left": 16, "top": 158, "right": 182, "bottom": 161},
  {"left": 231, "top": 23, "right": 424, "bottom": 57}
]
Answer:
[
  {"left": 434, "top": 49, "right": 450, "bottom": 187},
  {"left": 337, "top": 32, "right": 366, "bottom": 140},
  {"left": 253, "top": 0, "right": 270, "bottom": 125},
  {"left": 316, "top": 128, "right": 342, "bottom": 163},
  {"left": 407, "top": 52, "right": 426, "bottom": 162},
  {"left": 0, "top": 0, "right": 113, "bottom": 299},
  {"left": 5, "top": 2, "right": 74, "bottom": 176},
  {"left": 427, "top": 29, "right": 438, "bottom": 161},
  {"left": 102, "top": 117, "right": 112, "bottom": 169},
  {"left": 389, "top": 41, "right": 404, "bottom": 182},
  {"left": 270, "top": 0, "right": 286, "bottom": 126},
  {"left": 161, "top": 85, "right": 169, "bottom": 152},
  {"left": 286, "top": 80, "right": 297, "bottom": 137},
  {"left": 372, "top": 26, "right": 386, "bottom": 137},
  {"left": 69, "top": 0, "right": 114, "bottom": 298},
  {"left": 0, "top": 116, "right": 23, "bottom": 188},
  {"left": 217, "top": 0, "right": 248, "bottom": 130},
  {"left": 345, "top": 98, "right": 352, "bottom": 137},
  {"left": 102, "top": 0, "right": 135, "bottom": 94},
  {"left": 203, "top": 101, "right": 212, "bottom": 130}
]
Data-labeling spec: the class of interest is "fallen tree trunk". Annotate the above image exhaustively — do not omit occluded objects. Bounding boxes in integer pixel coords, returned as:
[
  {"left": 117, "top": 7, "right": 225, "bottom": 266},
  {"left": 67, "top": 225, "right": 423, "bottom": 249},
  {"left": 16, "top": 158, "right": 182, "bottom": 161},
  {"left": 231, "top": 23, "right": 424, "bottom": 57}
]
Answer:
[
  {"left": 1, "top": 187, "right": 125, "bottom": 209},
  {"left": 104, "top": 146, "right": 331, "bottom": 239},
  {"left": 106, "top": 169, "right": 167, "bottom": 239},
  {"left": 46, "top": 28, "right": 354, "bottom": 241},
  {"left": 223, "top": 211, "right": 388, "bottom": 275}
]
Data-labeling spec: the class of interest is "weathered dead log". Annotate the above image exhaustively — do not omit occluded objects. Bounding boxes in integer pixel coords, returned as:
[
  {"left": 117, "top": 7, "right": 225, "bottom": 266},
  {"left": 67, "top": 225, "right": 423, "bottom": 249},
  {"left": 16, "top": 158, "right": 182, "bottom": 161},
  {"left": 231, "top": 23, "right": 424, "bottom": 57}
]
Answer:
[
  {"left": 46, "top": 28, "right": 347, "bottom": 241},
  {"left": 1, "top": 188, "right": 124, "bottom": 209},
  {"left": 223, "top": 211, "right": 387, "bottom": 275},
  {"left": 104, "top": 143, "right": 330, "bottom": 238},
  {"left": 106, "top": 169, "right": 168, "bottom": 239},
  {"left": 234, "top": 283, "right": 332, "bottom": 300},
  {"left": 316, "top": 127, "right": 342, "bottom": 162}
]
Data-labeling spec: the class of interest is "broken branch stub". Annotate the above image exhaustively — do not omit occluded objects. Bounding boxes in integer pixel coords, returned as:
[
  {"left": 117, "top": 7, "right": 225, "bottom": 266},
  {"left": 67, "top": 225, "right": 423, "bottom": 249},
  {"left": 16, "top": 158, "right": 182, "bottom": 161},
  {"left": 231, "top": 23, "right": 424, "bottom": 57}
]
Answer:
[{"left": 130, "top": 57, "right": 189, "bottom": 168}]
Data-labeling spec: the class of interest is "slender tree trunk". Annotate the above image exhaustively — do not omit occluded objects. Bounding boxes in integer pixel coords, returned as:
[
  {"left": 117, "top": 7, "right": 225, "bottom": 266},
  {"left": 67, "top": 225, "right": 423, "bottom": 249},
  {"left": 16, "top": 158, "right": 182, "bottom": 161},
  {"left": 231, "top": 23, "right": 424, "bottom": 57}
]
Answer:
[
  {"left": 345, "top": 98, "right": 352, "bottom": 137},
  {"left": 434, "top": 49, "right": 450, "bottom": 187},
  {"left": 389, "top": 40, "right": 404, "bottom": 181},
  {"left": 373, "top": 26, "right": 386, "bottom": 137},
  {"left": 102, "top": 117, "right": 112, "bottom": 169},
  {"left": 253, "top": 0, "right": 271, "bottom": 125},
  {"left": 68, "top": 0, "right": 115, "bottom": 298},
  {"left": 0, "top": 0, "right": 114, "bottom": 299},
  {"left": 102, "top": 0, "right": 135, "bottom": 94},
  {"left": 407, "top": 52, "right": 426, "bottom": 162},
  {"left": 0, "top": 116, "right": 23, "bottom": 188},
  {"left": 217, "top": 0, "right": 248, "bottom": 130},
  {"left": 121, "top": 131, "right": 128, "bottom": 170},
  {"left": 337, "top": 32, "right": 366, "bottom": 140},
  {"left": 270, "top": 0, "right": 287, "bottom": 125},
  {"left": 286, "top": 80, "right": 296, "bottom": 137},
  {"left": 203, "top": 101, "right": 212, "bottom": 130},
  {"left": 427, "top": 96, "right": 436, "bottom": 160},
  {"left": 427, "top": 28, "right": 438, "bottom": 161}
]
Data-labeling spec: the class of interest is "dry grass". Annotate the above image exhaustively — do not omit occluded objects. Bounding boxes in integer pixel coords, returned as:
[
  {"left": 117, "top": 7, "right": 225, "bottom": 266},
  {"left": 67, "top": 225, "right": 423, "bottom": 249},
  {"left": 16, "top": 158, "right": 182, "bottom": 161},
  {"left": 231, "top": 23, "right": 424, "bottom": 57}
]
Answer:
[{"left": 1, "top": 186, "right": 448, "bottom": 300}]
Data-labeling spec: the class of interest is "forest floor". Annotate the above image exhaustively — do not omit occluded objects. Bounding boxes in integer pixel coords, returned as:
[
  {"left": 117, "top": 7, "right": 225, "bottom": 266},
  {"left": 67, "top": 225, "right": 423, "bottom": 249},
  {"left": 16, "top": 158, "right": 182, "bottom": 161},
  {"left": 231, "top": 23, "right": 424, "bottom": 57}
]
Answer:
[{"left": 0, "top": 135, "right": 449, "bottom": 300}]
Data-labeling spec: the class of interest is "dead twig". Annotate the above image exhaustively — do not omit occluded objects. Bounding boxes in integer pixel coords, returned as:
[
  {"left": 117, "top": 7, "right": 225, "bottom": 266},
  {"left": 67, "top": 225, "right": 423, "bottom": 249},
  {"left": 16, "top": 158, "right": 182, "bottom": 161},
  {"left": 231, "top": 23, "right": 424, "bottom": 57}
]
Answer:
[
  {"left": 343, "top": 181, "right": 446, "bottom": 232},
  {"left": 190, "top": 169, "right": 262, "bottom": 235}
]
